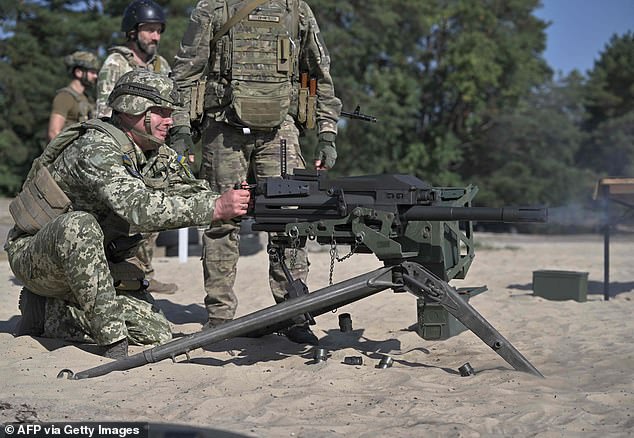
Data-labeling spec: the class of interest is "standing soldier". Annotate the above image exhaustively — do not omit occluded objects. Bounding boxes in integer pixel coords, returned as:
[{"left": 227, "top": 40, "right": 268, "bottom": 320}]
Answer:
[
  {"left": 170, "top": 0, "right": 341, "bottom": 344},
  {"left": 96, "top": 0, "right": 171, "bottom": 118},
  {"left": 96, "top": 0, "right": 176, "bottom": 295},
  {"left": 47, "top": 51, "right": 100, "bottom": 141}
]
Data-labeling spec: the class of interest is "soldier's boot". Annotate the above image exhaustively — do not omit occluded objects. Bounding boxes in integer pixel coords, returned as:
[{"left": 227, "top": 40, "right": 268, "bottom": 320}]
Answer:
[
  {"left": 146, "top": 279, "right": 178, "bottom": 295},
  {"left": 202, "top": 317, "right": 231, "bottom": 330},
  {"left": 14, "top": 288, "right": 46, "bottom": 337},
  {"left": 101, "top": 338, "right": 129, "bottom": 360},
  {"left": 280, "top": 322, "right": 319, "bottom": 346}
]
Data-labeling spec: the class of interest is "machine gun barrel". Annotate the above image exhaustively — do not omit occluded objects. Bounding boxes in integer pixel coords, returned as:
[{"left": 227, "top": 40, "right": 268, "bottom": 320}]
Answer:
[{"left": 402, "top": 206, "right": 547, "bottom": 223}]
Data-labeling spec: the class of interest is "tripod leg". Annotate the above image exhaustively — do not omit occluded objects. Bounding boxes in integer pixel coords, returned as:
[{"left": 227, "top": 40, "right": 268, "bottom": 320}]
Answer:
[
  {"left": 401, "top": 262, "right": 543, "bottom": 377},
  {"left": 67, "top": 266, "right": 397, "bottom": 379}
]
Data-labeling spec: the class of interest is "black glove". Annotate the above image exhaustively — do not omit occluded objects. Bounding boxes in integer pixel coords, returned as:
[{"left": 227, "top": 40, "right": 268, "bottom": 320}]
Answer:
[
  {"left": 169, "top": 125, "right": 194, "bottom": 156},
  {"left": 315, "top": 131, "right": 337, "bottom": 169}
]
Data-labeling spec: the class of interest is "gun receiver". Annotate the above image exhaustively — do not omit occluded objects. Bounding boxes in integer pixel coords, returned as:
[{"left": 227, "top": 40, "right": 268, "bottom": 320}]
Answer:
[
  {"left": 64, "top": 170, "right": 547, "bottom": 380},
  {"left": 251, "top": 170, "right": 546, "bottom": 279}
]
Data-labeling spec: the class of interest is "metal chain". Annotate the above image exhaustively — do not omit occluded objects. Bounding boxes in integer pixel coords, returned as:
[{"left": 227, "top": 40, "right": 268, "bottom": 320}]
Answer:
[
  {"left": 328, "top": 238, "right": 337, "bottom": 285},
  {"left": 336, "top": 240, "right": 359, "bottom": 262},
  {"left": 328, "top": 235, "right": 361, "bottom": 285}
]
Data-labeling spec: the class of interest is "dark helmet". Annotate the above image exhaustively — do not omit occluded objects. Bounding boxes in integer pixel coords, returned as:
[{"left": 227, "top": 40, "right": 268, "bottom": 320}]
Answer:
[{"left": 121, "top": 0, "right": 166, "bottom": 34}]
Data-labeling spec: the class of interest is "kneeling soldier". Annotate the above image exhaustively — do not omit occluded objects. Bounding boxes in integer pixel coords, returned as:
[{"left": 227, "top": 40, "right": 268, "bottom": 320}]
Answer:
[{"left": 5, "top": 70, "right": 250, "bottom": 359}]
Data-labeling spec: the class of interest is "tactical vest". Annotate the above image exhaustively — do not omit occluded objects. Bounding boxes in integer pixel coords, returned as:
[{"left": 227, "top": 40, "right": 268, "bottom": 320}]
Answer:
[
  {"left": 9, "top": 119, "right": 134, "bottom": 235},
  {"left": 57, "top": 86, "right": 93, "bottom": 124},
  {"left": 207, "top": 0, "right": 300, "bottom": 129},
  {"left": 109, "top": 46, "right": 164, "bottom": 73}
]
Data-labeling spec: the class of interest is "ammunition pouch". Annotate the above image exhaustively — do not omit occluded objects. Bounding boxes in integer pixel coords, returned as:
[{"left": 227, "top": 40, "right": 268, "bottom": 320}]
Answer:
[
  {"left": 298, "top": 85, "right": 308, "bottom": 124},
  {"left": 106, "top": 234, "right": 144, "bottom": 264},
  {"left": 189, "top": 78, "right": 207, "bottom": 123},
  {"left": 306, "top": 95, "right": 317, "bottom": 130},
  {"left": 230, "top": 80, "right": 291, "bottom": 129},
  {"left": 9, "top": 166, "right": 72, "bottom": 235},
  {"left": 109, "top": 259, "right": 148, "bottom": 292},
  {"left": 296, "top": 75, "right": 316, "bottom": 130}
]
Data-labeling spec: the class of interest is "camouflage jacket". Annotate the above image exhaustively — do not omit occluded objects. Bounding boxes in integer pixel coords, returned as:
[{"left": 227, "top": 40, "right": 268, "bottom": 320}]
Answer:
[
  {"left": 171, "top": 0, "right": 341, "bottom": 134},
  {"left": 96, "top": 46, "right": 172, "bottom": 118},
  {"left": 7, "top": 120, "right": 216, "bottom": 247}
]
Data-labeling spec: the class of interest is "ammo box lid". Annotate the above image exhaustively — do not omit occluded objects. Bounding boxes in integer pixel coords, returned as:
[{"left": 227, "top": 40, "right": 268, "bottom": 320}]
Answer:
[{"left": 533, "top": 270, "right": 588, "bottom": 278}]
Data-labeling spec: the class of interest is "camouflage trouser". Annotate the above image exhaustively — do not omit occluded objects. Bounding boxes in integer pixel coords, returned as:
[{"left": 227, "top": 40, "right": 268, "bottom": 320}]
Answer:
[
  {"left": 43, "top": 289, "right": 172, "bottom": 345},
  {"left": 199, "top": 115, "right": 309, "bottom": 321},
  {"left": 5, "top": 212, "right": 172, "bottom": 346}
]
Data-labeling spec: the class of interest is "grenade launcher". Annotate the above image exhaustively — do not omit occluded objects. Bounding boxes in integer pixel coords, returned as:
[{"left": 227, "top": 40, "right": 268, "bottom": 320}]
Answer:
[{"left": 62, "top": 170, "right": 547, "bottom": 379}]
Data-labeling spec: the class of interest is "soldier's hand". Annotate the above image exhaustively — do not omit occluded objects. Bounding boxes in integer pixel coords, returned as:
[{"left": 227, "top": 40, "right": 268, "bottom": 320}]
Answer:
[
  {"left": 314, "top": 132, "right": 337, "bottom": 170},
  {"left": 212, "top": 185, "right": 251, "bottom": 221},
  {"left": 169, "top": 125, "right": 196, "bottom": 163}
]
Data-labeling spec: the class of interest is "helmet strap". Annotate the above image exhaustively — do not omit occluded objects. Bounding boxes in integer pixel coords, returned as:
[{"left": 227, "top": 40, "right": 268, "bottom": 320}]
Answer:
[
  {"left": 129, "top": 126, "right": 165, "bottom": 148},
  {"left": 116, "top": 111, "right": 165, "bottom": 149}
]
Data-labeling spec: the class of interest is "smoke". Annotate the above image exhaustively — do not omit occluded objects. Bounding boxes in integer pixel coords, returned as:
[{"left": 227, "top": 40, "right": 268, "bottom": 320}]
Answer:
[{"left": 547, "top": 203, "right": 603, "bottom": 228}]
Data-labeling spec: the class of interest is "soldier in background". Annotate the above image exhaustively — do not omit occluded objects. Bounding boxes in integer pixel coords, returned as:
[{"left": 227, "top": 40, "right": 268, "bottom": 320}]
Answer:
[
  {"left": 170, "top": 0, "right": 341, "bottom": 345},
  {"left": 47, "top": 51, "right": 100, "bottom": 141},
  {"left": 96, "top": 0, "right": 171, "bottom": 118},
  {"left": 96, "top": 0, "right": 176, "bottom": 295},
  {"left": 6, "top": 70, "right": 250, "bottom": 359}
]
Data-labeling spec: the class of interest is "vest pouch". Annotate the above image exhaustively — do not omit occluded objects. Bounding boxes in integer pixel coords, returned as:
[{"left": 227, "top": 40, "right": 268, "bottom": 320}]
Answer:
[
  {"left": 230, "top": 80, "right": 291, "bottom": 129},
  {"left": 189, "top": 78, "right": 207, "bottom": 122},
  {"left": 9, "top": 166, "right": 72, "bottom": 235}
]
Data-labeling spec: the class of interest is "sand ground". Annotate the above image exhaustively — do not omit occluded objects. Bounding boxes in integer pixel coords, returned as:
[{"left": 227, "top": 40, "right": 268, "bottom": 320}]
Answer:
[{"left": 0, "top": 196, "right": 633, "bottom": 437}]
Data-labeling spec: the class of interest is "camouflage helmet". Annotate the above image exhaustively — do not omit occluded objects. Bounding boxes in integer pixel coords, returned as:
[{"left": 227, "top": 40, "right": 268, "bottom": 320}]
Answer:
[
  {"left": 121, "top": 0, "right": 166, "bottom": 34},
  {"left": 64, "top": 51, "right": 101, "bottom": 73},
  {"left": 107, "top": 69, "right": 181, "bottom": 115}
]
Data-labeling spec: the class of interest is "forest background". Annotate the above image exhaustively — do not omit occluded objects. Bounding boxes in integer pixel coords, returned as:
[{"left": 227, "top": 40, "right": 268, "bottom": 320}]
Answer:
[{"left": 0, "top": 0, "right": 633, "bottom": 231}]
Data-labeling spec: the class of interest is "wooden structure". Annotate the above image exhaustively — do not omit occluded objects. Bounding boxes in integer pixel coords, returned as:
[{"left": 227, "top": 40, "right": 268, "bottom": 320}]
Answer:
[{"left": 593, "top": 178, "right": 634, "bottom": 300}]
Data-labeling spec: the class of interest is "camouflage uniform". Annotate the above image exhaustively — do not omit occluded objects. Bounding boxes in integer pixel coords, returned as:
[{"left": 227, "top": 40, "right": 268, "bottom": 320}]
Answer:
[
  {"left": 171, "top": 0, "right": 341, "bottom": 322},
  {"left": 95, "top": 45, "right": 172, "bottom": 281},
  {"left": 5, "top": 89, "right": 218, "bottom": 345}
]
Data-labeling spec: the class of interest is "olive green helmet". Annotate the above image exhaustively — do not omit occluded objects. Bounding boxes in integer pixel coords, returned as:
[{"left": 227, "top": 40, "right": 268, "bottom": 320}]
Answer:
[
  {"left": 64, "top": 51, "right": 101, "bottom": 73},
  {"left": 107, "top": 69, "right": 182, "bottom": 115}
]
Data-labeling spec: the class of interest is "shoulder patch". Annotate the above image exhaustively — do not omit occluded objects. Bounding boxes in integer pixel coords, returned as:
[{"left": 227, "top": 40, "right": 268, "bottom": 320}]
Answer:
[
  {"left": 177, "top": 155, "right": 195, "bottom": 178},
  {"left": 122, "top": 154, "right": 143, "bottom": 179}
]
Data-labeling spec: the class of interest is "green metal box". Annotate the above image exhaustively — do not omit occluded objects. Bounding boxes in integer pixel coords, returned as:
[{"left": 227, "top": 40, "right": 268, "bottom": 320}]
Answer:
[
  {"left": 416, "top": 286, "right": 487, "bottom": 340},
  {"left": 532, "top": 270, "right": 588, "bottom": 302}
]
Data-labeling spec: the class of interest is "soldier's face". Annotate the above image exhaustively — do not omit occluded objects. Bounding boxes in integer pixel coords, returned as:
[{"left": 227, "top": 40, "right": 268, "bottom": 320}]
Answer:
[
  {"left": 136, "top": 23, "right": 162, "bottom": 56},
  {"left": 84, "top": 70, "right": 98, "bottom": 85},
  {"left": 86, "top": 70, "right": 98, "bottom": 82},
  {"left": 124, "top": 107, "right": 174, "bottom": 150},
  {"left": 147, "top": 107, "right": 173, "bottom": 142},
  {"left": 75, "top": 68, "right": 98, "bottom": 87}
]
